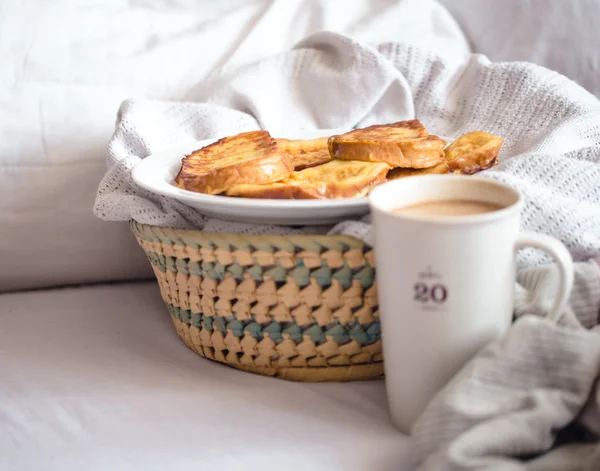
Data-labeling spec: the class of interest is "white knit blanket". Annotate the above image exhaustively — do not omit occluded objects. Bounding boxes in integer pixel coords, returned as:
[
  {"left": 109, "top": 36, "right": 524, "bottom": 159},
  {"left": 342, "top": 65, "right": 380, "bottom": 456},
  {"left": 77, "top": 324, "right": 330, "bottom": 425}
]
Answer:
[
  {"left": 94, "top": 31, "right": 600, "bottom": 267},
  {"left": 94, "top": 32, "right": 600, "bottom": 469}
]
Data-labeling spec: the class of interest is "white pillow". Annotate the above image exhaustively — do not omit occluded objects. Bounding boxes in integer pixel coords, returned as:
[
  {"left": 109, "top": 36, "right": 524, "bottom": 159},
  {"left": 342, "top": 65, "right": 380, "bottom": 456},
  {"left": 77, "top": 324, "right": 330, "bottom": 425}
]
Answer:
[
  {"left": 0, "top": 0, "right": 467, "bottom": 291},
  {"left": 441, "top": 0, "right": 600, "bottom": 97}
]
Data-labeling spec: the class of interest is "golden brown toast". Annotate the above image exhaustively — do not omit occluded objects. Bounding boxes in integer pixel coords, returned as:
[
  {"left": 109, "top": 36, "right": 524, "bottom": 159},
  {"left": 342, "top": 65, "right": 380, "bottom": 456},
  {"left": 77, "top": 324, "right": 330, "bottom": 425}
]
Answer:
[
  {"left": 275, "top": 137, "right": 332, "bottom": 170},
  {"left": 175, "top": 131, "right": 293, "bottom": 195},
  {"left": 331, "top": 120, "right": 428, "bottom": 144},
  {"left": 329, "top": 120, "right": 446, "bottom": 168},
  {"left": 226, "top": 160, "right": 390, "bottom": 199},
  {"left": 387, "top": 163, "right": 450, "bottom": 180},
  {"left": 443, "top": 131, "right": 503, "bottom": 174},
  {"left": 387, "top": 131, "right": 502, "bottom": 180},
  {"left": 387, "top": 162, "right": 450, "bottom": 180}
]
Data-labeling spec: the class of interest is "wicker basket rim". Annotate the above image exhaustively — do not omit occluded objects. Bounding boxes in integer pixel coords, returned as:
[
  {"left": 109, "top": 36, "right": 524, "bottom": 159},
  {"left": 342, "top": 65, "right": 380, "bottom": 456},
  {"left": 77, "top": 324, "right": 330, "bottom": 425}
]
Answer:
[{"left": 130, "top": 220, "right": 367, "bottom": 246}]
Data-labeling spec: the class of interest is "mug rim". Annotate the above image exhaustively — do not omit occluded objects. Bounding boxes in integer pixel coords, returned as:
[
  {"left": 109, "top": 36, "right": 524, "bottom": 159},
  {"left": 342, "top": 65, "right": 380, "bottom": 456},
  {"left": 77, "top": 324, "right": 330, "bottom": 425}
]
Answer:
[{"left": 368, "top": 174, "right": 523, "bottom": 225}]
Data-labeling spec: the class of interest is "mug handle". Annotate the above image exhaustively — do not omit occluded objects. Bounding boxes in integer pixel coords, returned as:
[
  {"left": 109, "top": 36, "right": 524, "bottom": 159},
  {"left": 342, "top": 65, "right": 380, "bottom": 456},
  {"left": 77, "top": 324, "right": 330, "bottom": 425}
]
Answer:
[{"left": 515, "top": 232, "right": 574, "bottom": 322}]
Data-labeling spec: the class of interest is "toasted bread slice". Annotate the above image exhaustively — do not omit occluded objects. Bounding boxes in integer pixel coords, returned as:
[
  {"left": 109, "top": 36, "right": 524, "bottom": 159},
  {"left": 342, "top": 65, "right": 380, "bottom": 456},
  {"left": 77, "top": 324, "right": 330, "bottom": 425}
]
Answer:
[
  {"left": 226, "top": 160, "right": 390, "bottom": 199},
  {"left": 275, "top": 137, "right": 332, "bottom": 170},
  {"left": 443, "top": 131, "right": 503, "bottom": 174},
  {"left": 332, "top": 120, "right": 427, "bottom": 144},
  {"left": 387, "top": 131, "right": 502, "bottom": 180},
  {"left": 387, "top": 163, "right": 450, "bottom": 180},
  {"left": 175, "top": 131, "right": 293, "bottom": 195},
  {"left": 329, "top": 120, "right": 446, "bottom": 168},
  {"left": 226, "top": 181, "right": 316, "bottom": 199}
]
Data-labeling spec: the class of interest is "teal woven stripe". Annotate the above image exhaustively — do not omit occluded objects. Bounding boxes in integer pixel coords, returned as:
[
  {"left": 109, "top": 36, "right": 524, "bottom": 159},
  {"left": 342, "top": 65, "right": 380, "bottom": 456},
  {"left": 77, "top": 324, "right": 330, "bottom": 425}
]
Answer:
[
  {"left": 143, "top": 249, "right": 375, "bottom": 288},
  {"left": 167, "top": 303, "right": 380, "bottom": 347},
  {"left": 146, "top": 252, "right": 167, "bottom": 273}
]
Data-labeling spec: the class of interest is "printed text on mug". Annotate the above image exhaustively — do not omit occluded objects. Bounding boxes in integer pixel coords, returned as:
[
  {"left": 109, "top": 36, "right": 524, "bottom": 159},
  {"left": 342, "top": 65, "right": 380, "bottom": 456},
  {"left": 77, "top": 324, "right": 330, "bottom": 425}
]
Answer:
[{"left": 414, "top": 266, "right": 447, "bottom": 310}]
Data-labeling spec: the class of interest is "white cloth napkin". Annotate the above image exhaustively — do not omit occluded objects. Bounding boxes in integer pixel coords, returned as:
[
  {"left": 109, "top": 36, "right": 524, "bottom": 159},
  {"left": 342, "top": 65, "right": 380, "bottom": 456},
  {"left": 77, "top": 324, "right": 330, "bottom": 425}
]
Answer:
[
  {"left": 93, "top": 31, "right": 600, "bottom": 267},
  {"left": 412, "top": 259, "right": 600, "bottom": 471},
  {"left": 93, "top": 32, "right": 600, "bottom": 469}
]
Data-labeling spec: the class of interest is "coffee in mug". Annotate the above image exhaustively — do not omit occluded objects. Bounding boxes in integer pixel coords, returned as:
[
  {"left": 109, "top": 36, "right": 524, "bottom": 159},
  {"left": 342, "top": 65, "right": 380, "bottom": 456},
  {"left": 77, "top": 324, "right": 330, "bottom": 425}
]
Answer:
[
  {"left": 392, "top": 199, "right": 503, "bottom": 217},
  {"left": 369, "top": 175, "right": 574, "bottom": 433}
]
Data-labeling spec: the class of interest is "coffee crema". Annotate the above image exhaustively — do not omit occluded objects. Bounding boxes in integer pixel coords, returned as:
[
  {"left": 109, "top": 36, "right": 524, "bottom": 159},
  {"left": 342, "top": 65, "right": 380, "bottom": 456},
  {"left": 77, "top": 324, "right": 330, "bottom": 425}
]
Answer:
[{"left": 392, "top": 199, "right": 503, "bottom": 217}]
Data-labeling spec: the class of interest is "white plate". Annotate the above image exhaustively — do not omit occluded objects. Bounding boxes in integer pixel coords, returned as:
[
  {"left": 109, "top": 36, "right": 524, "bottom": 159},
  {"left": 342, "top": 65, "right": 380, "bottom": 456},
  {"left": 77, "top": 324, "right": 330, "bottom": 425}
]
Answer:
[{"left": 131, "top": 130, "right": 370, "bottom": 226}]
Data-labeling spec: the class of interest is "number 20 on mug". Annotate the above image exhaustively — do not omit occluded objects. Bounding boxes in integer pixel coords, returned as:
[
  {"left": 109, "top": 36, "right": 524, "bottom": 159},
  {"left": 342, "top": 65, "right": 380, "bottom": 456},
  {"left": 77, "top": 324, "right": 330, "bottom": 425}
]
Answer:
[{"left": 413, "top": 282, "right": 448, "bottom": 304}]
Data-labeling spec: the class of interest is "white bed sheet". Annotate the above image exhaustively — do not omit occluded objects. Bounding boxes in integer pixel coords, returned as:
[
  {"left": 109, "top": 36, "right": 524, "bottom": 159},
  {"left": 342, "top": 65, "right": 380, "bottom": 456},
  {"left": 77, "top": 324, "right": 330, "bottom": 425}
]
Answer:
[{"left": 0, "top": 282, "right": 409, "bottom": 471}]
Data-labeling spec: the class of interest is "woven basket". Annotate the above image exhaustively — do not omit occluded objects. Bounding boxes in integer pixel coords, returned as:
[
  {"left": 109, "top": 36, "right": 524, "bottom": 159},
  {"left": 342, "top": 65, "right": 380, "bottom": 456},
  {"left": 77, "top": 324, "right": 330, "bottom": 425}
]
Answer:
[{"left": 131, "top": 221, "right": 383, "bottom": 382}]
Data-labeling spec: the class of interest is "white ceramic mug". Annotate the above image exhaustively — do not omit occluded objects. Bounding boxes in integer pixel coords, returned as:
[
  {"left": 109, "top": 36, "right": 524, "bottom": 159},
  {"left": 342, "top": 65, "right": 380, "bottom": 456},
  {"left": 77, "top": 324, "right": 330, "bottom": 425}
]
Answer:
[{"left": 368, "top": 175, "right": 574, "bottom": 433}]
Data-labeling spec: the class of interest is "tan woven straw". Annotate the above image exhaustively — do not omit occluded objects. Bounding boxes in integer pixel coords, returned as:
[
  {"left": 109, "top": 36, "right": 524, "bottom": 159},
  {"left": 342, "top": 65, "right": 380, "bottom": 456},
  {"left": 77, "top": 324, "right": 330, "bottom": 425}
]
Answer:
[{"left": 131, "top": 221, "right": 383, "bottom": 381}]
